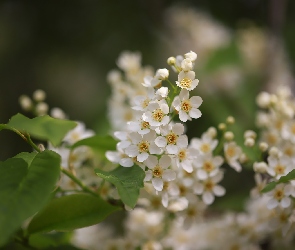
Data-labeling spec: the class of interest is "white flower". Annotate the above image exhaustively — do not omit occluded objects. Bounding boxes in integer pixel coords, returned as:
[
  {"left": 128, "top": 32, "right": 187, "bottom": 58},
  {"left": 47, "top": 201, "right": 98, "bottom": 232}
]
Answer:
[
  {"left": 172, "top": 147, "right": 197, "bottom": 173},
  {"left": 172, "top": 89, "right": 202, "bottom": 122},
  {"left": 132, "top": 88, "right": 156, "bottom": 111},
  {"left": 142, "top": 75, "right": 161, "bottom": 88},
  {"left": 184, "top": 51, "right": 197, "bottom": 61},
  {"left": 127, "top": 117, "right": 152, "bottom": 135},
  {"left": 181, "top": 58, "right": 193, "bottom": 72},
  {"left": 144, "top": 155, "right": 176, "bottom": 192},
  {"left": 194, "top": 154, "right": 224, "bottom": 180},
  {"left": 125, "top": 131, "right": 161, "bottom": 162},
  {"left": 142, "top": 100, "right": 170, "bottom": 127},
  {"left": 116, "top": 51, "right": 141, "bottom": 72},
  {"left": 176, "top": 71, "right": 199, "bottom": 91},
  {"left": 63, "top": 122, "right": 94, "bottom": 145},
  {"left": 282, "top": 121, "right": 295, "bottom": 143},
  {"left": 266, "top": 183, "right": 293, "bottom": 209},
  {"left": 106, "top": 148, "right": 134, "bottom": 167},
  {"left": 155, "top": 68, "right": 169, "bottom": 80},
  {"left": 155, "top": 87, "right": 169, "bottom": 98},
  {"left": 190, "top": 132, "right": 218, "bottom": 155},
  {"left": 194, "top": 171, "right": 225, "bottom": 205},
  {"left": 155, "top": 123, "right": 188, "bottom": 154},
  {"left": 267, "top": 155, "right": 293, "bottom": 180},
  {"left": 224, "top": 141, "right": 243, "bottom": 172}
]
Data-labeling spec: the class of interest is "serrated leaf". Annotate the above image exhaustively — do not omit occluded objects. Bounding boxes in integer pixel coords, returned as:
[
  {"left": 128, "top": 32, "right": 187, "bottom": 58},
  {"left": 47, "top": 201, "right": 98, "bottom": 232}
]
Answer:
[
  {"left": 4, "top": 113, "right": 77, "bottom": 147},
  {"left": 95, "top": 165, "right": 145, "bottom": 208},
  {"left": 28, "top": 194, "right": 120, "bottom": 234},
  {"left": 0, "top": 150, "right": 61, "bottom": 246},
  {"left": 71, "top": 135, "right": 116, "bottom": 152},
  {"left": 261, "top": 181, "right": 277, "bottom": 193}
]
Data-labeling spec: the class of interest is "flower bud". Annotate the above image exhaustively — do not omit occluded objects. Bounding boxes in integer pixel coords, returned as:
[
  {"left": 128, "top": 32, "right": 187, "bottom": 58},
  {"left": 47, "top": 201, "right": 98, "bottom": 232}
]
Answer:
[
  {"left": 253, "top": 161, "right": 268, "bottom": 173},
  {"left": 33, "top": 89, "right": 46, "bottom": 102},
  {"left": 224, "top": 131, "right": 234, "bottom": 141}
]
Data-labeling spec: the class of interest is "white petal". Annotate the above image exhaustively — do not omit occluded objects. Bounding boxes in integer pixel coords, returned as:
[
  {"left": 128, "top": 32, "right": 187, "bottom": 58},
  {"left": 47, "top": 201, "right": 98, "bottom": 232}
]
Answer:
[
  {"left": 155, "top": 136, "right": 167, "bottom": 148},
  {"left": 117, "top": 140, "right": 131, "bottom": 149},
  {"left": 172, "top": 123, "right": 184, "bottom": 135},
  {"left": 267, "top": 198, "right": 279, "bottom": 209},
  {"left": 163, "top": 169, "right": 176, "bottom": 181},
  {"left": 137, "top": 152, "right": 149, "bottom": 162},
  {"left": 145, "top": 155, "right": 157, "bottom": 169},
  {"left": 179, "top": 89, "right": 189, "bottom": 100},
  {"left": 144, "top": 171, "right": 153, "bottom": 181},
  {"left": 202, "top": 191, "right": 214, "bottom": 205},
  {"left": 190, "top": 96, "right": 203, "bottom": 107},
  {"left": 213, "top": 185, "right": 226, "bottom": 196},
  {"left": 166, "top": 144, "right": 178, "bottom": 154},
  {"left": 177, "top": 135, "right": 188, "bottom": 148},
  {"left": 190, "top": 79, "right": 199, "bottom": 90},
  {"left": 194, "top": 183, "right": 204, "bottom": 194},
  {"left": 152, "top": 178, "right": 163, "bottom": 191},
  {"left": 162, "top": 192, "right": 168, "bottom": 207},
  {"left": 189, "top": 108, "right": 202, "bottom": 119},
  {"left": 125, "top": 145, "right": 138, "bottom": 157},
  {"left": 181, "top": 161, "right": 193, "bottom": 173},
  {"left": 149, "top": 142, "right": 162, "bottom": 154},
  {"left": 120, "top": 158, "right": 134, "bottom": 167},
  {"left": 179, "top": 110, "right": 189, "bottom": 122},
  {"left": 172, "top": 96, "right": 180, "bottom": 110},
  {"left": 213, "top": 156, "right": 224, "bottom": 167},
  {"left": 105, "top": 151, "right": 119, "bottom": 163},
  {"left": 281, "top": 197, "right": 291, "bottom": 208},
  {"left": 160, "top": 103, "right": 169, "bottom": 114},
  {"left": 197, "top": 169, "right": 208, "bottom": 180},
  {"left": 159, "top": 155, "right": 171, "bottom": 168},
  {"left": 114, "top": 131, "right": 128, "bottom": 140}
]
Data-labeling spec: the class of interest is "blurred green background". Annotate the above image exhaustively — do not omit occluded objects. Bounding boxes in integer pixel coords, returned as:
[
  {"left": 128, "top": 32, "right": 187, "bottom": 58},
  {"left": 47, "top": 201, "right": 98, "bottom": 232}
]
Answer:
[{"left": 0, "top": 0, "right": 294, "bottom": 161}]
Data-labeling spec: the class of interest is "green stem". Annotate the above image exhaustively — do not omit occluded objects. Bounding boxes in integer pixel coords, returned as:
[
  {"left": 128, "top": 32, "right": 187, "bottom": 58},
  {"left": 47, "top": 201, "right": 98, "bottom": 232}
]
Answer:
[
  {"left": 61, "top": 168, "right": 98, "bottom": 197},
  {"left": 166, "top": 79, "right": 176, "bottom": 91}
]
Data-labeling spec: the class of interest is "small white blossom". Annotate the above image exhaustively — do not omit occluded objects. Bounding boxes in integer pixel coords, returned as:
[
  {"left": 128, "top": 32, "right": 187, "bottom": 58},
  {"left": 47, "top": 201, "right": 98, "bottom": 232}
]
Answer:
[
  {"left": 176, "top": 71, "right": 199, "bottom": 91},
  {"left": 184, "top": 51, "right": 197, "bottom": 61},
  {"left": 224, "top": 141, "right": 243, "bottom": 172},
  {"left": 144, "top": 155, "right": 176, "bottom": 192},
  {"left": 143, "top": 100, "right": 170, "bottom": 127},
  {"left": 266, "top": 183, "right": 293, "bottom": 209},
  {"left": 172, "top": 89, "right": 202, "bottom": 122},
  {"left": 155, "top": 123, "right": 187, "bottom": 154},
  {"left": 125, "top": 131, "right": 161, "bottom": 162},
  {"left": 194, "top": 154, "right": 224, "bottom": 180}
]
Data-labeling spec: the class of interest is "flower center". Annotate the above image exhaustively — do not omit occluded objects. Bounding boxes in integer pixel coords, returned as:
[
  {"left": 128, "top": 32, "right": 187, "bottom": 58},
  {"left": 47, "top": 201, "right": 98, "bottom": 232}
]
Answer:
[
  {"left": 166, "top": 132, "right": 178, "bottom": 144},
  {"left": 291, "top": 124, "right": 295, "bottom": 134},
  {"left": 204, "top": 180, "right": 214, "bottom": 191},
  {"left": 203, "top": 161, "right": 214, "bottom": 172},
  {"left": 142, "top": 98, "right": 150, "bottom": 109},
  {"left": 226, "top": 146, "right": 236, "bottom": 158},
  {"left": 180, "top": 77, "right": 192, "bottom": 88},
  {"left": 274, "top": 189, "right": 284, "bottom": 201},
  {"left": 152, "top": 108, "right": 164, "bottom": 122},
  {"left": 141, "top": 121, "right": 150, "bottom": 130},
  {"left": 152, "top": 165, "right": 163, "bottom": 178},
  {"left": 274, "top": 165, "right": 285, "bottom": 175},
  {"left": 178, "top": 149, "right": 187, "bottom": 161},
  {"left": 181, "top": 100, "right": 192, "bottom": 113},
  {"left": 138, "top": 141, "right": 150, "bottom": 153},
  {"left": 200, "top": 143, "right": 210, "bottom": 153}
]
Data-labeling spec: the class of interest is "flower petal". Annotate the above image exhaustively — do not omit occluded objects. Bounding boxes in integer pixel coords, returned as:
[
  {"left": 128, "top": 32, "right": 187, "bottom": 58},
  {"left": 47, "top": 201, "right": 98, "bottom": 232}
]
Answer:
[{"left": 152, "top": 178, "right": 163, "bottom": 191}]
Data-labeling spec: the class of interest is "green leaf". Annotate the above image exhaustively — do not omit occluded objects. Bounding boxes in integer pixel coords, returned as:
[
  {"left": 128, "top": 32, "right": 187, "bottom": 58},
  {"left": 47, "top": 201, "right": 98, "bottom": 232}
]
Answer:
[
  {"left": 261, "top": 181, "right": 277, "bottom": 193},
  {"left": 71, "top": 135, "right": 116, "bottom": 153},
  {"left": 95, "top": 165, "right": 145, "bottom": 208},
  {"left": 27, "top": 194, "right": 120, "bottom": 234},
  {"left": 261, "top": 170, "right": 295, "bottom": 193},
  {"left": 3, "top": 113, "right": 77, "bottom": 147},
  {"left": 13, "top": 152, "right": 38, "bottom": 166},
  {"left": 0, "top": 150, "right": 61, "bottom": 246},
  {"left": 278, "top": 169, "right": 295, "bottom": 183}
]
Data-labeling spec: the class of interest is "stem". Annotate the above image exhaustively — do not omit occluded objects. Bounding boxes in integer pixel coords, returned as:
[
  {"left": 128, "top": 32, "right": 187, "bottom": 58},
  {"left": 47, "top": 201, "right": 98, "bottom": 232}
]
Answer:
[
  {"left": 26, "top": 134, "right": 41, "bottom": 153},
  {"left": 166, "top": 79, "right": 176, "bottom": 91},
  {"left": 61, "top": 168, "right": 98, "bottom": 197}
]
